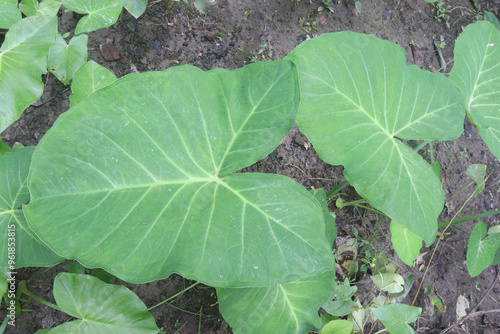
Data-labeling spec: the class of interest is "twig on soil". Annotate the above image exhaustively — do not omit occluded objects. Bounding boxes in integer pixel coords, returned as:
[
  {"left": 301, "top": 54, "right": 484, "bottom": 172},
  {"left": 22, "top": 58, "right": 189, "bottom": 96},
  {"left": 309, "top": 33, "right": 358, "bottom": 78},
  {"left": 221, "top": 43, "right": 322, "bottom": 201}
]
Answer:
[
  {"left": 442, "top": 267, "right": 500, "bottom": 334},
  {"left": 287, "top": 163, "right": 335, "bottom": 182}
]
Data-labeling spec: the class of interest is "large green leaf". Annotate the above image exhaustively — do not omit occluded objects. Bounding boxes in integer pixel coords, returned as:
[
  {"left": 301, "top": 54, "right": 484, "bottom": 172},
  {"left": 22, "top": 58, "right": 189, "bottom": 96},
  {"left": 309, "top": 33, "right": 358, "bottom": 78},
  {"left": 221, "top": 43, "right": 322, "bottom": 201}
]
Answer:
[
  {"left": 25, "top": 61, "right": 334, "bottom": 286},
  {"left": 123, "top": 0, "right": 147, "bottom": 18},
  {"left": 0, "top": 15, "right": 58, "bottom": 132},
  {"left": 466, "top": 221, "right": 500, "bottom": 277},
  {"left": 0, "top": 0, "right": 21, "bottom": 29},
  {"left": 0, "top": 147, "right": 63, "bottom": 277},
  {"left": 390, "top": 221, "right": 422, "bottom": 266},
  {"left": 20, "top": 0, "right": 61, "bottom": 17},
  {"left": 48, "top": 34, "right": 88, "bottom": 85},
  {"left": 450, "top": 21, "right": 500, "bottom": 159},
  {"left": 38, "top": 273, "right": 159, "bottom": 333},
  {"left": 372, "top": 304, "right": 421, "bottom": 334},
  {"left": 70, "top": 60, "right": 117, "bottom": 107},
  {"left": 287, "top": 32, "right": 464, "bottom": 244},
  {"left": 61, "top": 0, "right": 125, "bottom": 35},
  {"left": 217, "top": 271, "right": 334, "bottom": 334}
]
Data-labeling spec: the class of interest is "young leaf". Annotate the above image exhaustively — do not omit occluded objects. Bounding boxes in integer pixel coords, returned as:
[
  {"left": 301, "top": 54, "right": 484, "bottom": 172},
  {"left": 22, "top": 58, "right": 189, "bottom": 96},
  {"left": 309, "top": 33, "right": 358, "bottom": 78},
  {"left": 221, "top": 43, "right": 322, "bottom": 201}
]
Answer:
[
  {"left": 371, "top": 272, "right": 404, "bottom": 294},
  {"left": 372, "top": 304, "right": 421, "bottom": 334},
  {"left": 321, "top": 319, "right": 353, "bottom": 334},
  {"left": 466, "top": 163, "right": 486, "bottom": 196},
  {"left": 61, "top": 0, "right": 125, "bottom": 35},
  {"left": 0, "top": 147, "right": 64, "bottom": 275},
  {"left": 37, "top": 273, "right": 159, "bottom": 333},
  {"left": 25, "top": 61, "right": 334, "bottom": 286},
  {"left": 450, "top": 21, "right": 500, "bottom": 159},
  {"left": 0, "top": 15, "right": 58, "bottom": 132},
  {"left": 123, "top": 0, "right": 147, "bottom": 18},
  {"left": 466, "top": 221, "right": 500, "bottom": 277},
  {"left": 311, "top": 188, "right": 337, "bottom": 245},
  {"left": 287, "top": 32, "right": 464, "bottom": 244},
  {"left": 0, "top": 0, "right": 21, "bottom": 29},
  {"left": 70, "top": 60, "right": 117, "bottom": 107},
  {"left": 390, "top": 221, "right": 423, "bottom": 266},
  {"left": 322, "top": 278, "right": 358, "bottom": 317},
  {"left": 218, "top": 271, "right": 334, "bottom": 334},
  {"left": 48, "top": 34, "right": 88, "bottom": 85},
  {"left": 20, "top": 0, "right": 61, "bottom": 17}
]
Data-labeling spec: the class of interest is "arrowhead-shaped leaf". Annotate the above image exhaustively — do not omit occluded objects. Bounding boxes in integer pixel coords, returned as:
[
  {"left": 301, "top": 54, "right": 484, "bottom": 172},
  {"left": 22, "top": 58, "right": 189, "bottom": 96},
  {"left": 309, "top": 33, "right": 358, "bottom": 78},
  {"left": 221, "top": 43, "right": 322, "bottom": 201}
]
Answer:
[
  {"left": 450, "top": 21, "right": 500, "bottom": 159},
  {"left": 287, "top": 32, "right": 465, "bottom": 244},
  {"left": 390, "top": 221, "right": 422, "bottom": 266},
  {"left": 25, "top": 61, "right": 334, "bottom": 286},
  {"left": 466, "top": 221, "right": 500, "bottom": 277},
  {"left": 0, "top": 15, "right": 58, "bottom": 132},
  {"left": 38, "top": 273, "right": 159, "bottom": 333},
  {"left": 217, "top": 271, "right": 334, "bottom": 334},
  {"left": 61, "top": 0, "right": 124, "bottom": 35},
  {"left": 48, "top": 34, "right": 88, "bottom": 85},
  {"left": 0, "top": 0, "right": 21, "bottom": 29},
  {"left": 372, "top": 304, "right": 421, "bottom": 334},
  {"left": 0, "top": 147, "right": 63, "bottom": 276},
  {"left": 70, "top": 60, "right": 117, "bottom": 107}
]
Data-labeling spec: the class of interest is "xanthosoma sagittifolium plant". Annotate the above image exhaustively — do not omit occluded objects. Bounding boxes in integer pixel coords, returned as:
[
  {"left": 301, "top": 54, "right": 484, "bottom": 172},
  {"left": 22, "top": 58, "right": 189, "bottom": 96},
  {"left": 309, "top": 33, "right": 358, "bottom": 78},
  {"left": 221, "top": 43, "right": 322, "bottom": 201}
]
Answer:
[
  {"left": 0, "top": 147, "right": 63, "bottom": 277},
  {"left": 25, "top": 60, "right": 334, "bottom": 287},
  {"left": 287, "top": 32, "right": 465, "bottom": 244},
  {"left": 450, "top": 21, "right": 500, "bottom": 159}
]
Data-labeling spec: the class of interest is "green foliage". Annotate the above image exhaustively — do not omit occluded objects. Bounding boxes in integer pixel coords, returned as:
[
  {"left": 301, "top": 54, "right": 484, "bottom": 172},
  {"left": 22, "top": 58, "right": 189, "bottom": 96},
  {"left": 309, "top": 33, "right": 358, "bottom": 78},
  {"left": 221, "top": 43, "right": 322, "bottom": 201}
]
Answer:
[
  {"left": 450, "top": 21, "right": 500, "bottom": 159},
  {"left": 0, "top": 14, "right": 58, "bottom": 132},
  {"left": 287, "top": 31, "right": 464, "bottom": 244},
  {"left": 48, "top": 34, "right": 88, "bottom": 85},
  {"left": 25, "top": 61, "right": 334, "bottom": 286},
  {"left": 372, "top": 304, "right": 421, "bottom": 334},
  {"left": 0, "top": 147, "right": 63, "bottom": 277},
  {"left": 61, "top": 0, "right": 125, "bottom": 35},
  {"left": 123, "top": 0, "right": 148, "bottom": 18},
  {"left": 484, "top": 11, "right": 500, "bottom": 30},
  {"left": 70, "top": 60, "right": 117, "bottom": 106},
  {"left": 20, "top": 0, "right": 61, "bottom": 17},
  {"left": 466, "top": 221, "right": 500, "bottom": 277},
  {"left": 37, "top": 273, "right": 160, "bottom": 333},
  {"left": 321, "top": 319, "right": 353, "bottom": 334},
  {"left": 0, "top": 0, "right": 21, "bottom": 29},
  {"left": 311, "top": 188, "right": 337, "bottom": 245},
  {"left": 390, "top": 221, "right": 423, "bottom": 266},
  {"left": 218, "top": 271, "right": 334, "bottom": 334},
  {"left": 321, "top": 278, "right": 358, "bottom": 317}
]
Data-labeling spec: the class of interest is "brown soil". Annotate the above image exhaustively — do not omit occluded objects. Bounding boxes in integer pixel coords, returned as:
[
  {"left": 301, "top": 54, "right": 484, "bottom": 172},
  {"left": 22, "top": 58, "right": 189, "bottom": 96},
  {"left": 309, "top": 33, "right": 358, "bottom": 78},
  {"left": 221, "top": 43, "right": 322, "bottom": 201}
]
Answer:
[{"left": 2, "top": 0, "right": 500, "bottom": 333}]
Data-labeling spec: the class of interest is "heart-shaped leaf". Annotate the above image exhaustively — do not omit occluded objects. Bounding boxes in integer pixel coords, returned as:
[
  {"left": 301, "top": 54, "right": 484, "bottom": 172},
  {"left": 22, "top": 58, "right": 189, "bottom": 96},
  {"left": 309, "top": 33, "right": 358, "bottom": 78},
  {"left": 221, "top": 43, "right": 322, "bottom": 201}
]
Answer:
[
  {"left": 371, "top": 272, "right": 404, "bottom": 294},
  {"left": 37, "top": 273, "right": 159, "bottom": 333},
  {"left": 48, "top": 34, "right": 88, "bottom": 85},
  {"left": 287, "top": 32, "right": 464, "bottom": 244},
  {"left": 70, "top": 60, "right": 117, "bottom": 107},
  {"left": 390, "top": 221, "right": 422, "bottom": 266},
  {"left": 218, "top": 271, "right": 334, "bottom": 334},
  {"left": 25, "top": 61, "right": 334, "bottom": 286},
  {"left": 0, "top": 0, "right": 21, "bottom": 29},
  {"left": 0, "top": 15, "right": 58, "bottom": 132},
  {"left": 450, "top": 21, "right": 500, "bottom": 159},
  {"left": 61, "top": 0, "right": 124, "bottom": 35},
  {"left": 20, "top": 0, "right": 61, "bottom": 17},
  {"left": 372, "top": 304, "right": 421, "bottom": 334},
  {"left": 466, "top": 221, "right": 500, "bottom": 277},
  {"left": 321, "top": 319, "right": 353, "bottom": 334},
  {"left": 0, "top": 147, "right": 63, "bottom": 276}
]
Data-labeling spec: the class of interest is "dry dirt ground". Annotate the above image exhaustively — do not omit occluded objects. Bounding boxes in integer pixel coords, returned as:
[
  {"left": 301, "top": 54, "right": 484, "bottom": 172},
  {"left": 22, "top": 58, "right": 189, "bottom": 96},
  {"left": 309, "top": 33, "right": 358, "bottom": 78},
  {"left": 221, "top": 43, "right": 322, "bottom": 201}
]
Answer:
[{"left": 2, "top": 0, "right": 500, "bottom": 333}]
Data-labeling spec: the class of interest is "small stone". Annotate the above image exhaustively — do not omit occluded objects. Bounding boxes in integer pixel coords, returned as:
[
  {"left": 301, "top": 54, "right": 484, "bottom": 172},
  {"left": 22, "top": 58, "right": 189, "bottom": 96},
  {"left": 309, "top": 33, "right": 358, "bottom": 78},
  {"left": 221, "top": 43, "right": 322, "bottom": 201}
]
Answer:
[{"left": 204, "top": 30, "right": 217, "bottom": 41}]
